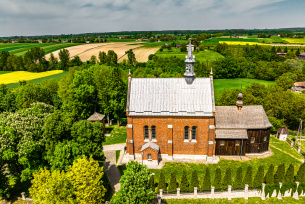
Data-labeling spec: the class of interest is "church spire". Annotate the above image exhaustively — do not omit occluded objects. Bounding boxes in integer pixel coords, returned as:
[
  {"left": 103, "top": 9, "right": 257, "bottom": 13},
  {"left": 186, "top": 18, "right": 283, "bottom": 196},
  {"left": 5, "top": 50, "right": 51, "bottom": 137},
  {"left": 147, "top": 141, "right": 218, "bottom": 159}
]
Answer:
[{"left": 184, "top": 38, "right": 195, "bottom": 84}]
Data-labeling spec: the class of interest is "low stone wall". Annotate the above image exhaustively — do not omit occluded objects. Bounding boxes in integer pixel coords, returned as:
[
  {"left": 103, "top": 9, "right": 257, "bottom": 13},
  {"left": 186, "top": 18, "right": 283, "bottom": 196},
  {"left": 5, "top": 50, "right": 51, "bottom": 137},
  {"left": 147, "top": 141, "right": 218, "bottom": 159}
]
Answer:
[{"left": 158, "top": 182, "right": 304, "bottom": 201}]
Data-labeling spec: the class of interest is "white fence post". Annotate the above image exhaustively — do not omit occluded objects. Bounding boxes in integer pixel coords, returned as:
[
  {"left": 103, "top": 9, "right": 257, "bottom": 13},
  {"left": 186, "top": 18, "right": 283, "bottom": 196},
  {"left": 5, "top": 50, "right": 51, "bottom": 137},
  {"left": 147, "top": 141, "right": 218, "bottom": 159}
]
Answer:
[
  {"left": 228, "top": 185, "right": 232, "bottom": 200},
  {"left": 177, "top": 188, "right": 180, "bottom": 198},
  {"left": 21, "top": 192, "right": 26, "bottom": 200},
  {"left": 160, "top": 189, "right": 163, "bottom": 199},
  {"left": 278, "top": 182, "right": 282, "bottom": 199},
  {"left": 244, "top": 184, "right": 249, "bottom": 200},
  {"left": 294, "top": 182, "right": 299, "bottom": 200},
  {"left": 194, "top": 187, "right": 197, "bottom": 198},
  {"left": 262, "top": 183, "right": 266, "bottom": 200},
  {"left": 211, "top": 186, "right": 215, "bottom": 199}
]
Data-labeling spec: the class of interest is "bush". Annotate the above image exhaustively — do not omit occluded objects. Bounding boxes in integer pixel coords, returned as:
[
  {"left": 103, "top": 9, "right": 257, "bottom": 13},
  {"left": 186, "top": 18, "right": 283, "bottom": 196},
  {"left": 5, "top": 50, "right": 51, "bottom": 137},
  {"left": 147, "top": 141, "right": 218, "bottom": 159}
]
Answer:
[
  {"left": 180, "top": 170, "right": 189, "bottom": 192},
  {"left": 202, "top": 168, "right": 211, "bottom": 191},
  {"left": 243, "top": 166, "right": 252, "bottom": 186},
  {"left": 151, "top": 173, "right": 155, "bottom": 193},
  {"left": 274, "top": 164, "right": 285, "bottom": 183},
  {"left": 190, "top": 170, "right": 198, "bottom": 191},
  {"left": 233, "top": 167, "right": 243, "bottom": 189},
  {"left": 158, "top": 172, "right": 166, "bottom": 192},
  {"left": 265, "top": 164, "right": 274, "bottom": 184},
  {"left": 253, "top": 165, "right": 264, "bottom": 187},
  {"left": 222, "top": 168, "right": 232, "bottom": 189},
  {"left": 168, "top": 172, "right": 178, "bottom": 192},
  {"left": 296, "top": 162, "right": 305, "bottom": 183},
  {"left": 284, "top": 164, "right": 294, "bottom": 184},
  {"left": 213, "top": 168, "right": 222, "bottom": 190}
]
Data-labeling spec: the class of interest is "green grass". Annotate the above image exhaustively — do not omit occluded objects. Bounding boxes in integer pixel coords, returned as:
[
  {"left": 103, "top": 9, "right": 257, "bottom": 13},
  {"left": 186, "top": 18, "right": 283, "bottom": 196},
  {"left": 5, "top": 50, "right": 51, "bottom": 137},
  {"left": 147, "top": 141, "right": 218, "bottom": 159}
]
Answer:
[
  {"left": 6, "top": 71, "right": 69, "bottom": 89},
  {"left": 150, "top": 137, "right": 302, "bottom": 188},
  {"left": 155, "top": 47, "right": 224, "bottom": 62},
  {"left": 103, "top": 126, "right": 127, "bottom": 145},
  {"left": 116, "top": 150, "right": 121, "bottom": 164},
  {"left": 0, "top": 71, "right": 13, "bottom": 75},
  {"left": 213, "top": 78, "right": 276, "bottom": 94},
  {"left": 203, "top": 38, "right": 260, "bottom": 45},
  {"left": 163, "top": 197, "right": 305, "bottom": 204}
]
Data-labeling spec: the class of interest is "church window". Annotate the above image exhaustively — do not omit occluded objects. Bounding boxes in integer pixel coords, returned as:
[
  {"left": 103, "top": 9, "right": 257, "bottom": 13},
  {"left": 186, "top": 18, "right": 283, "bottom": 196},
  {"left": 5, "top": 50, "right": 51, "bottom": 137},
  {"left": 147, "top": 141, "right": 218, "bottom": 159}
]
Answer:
[
  {"left": 152, "top": 126, "right": 156, "bottom": 140},
  {"left": 184, "top": 126, "right": 189, "bottom": 140},
  {"left": 144, "top": 126, "right": 149, "bottom": 140},
  {"left": 220, "top": 140, "right": 225, "bottom": 146},
  {"left": 192, "top": 126, "right": 197, "bottom": 140},
  {"left": 251, "top": 137, "right": 255, "bottom": 143}
]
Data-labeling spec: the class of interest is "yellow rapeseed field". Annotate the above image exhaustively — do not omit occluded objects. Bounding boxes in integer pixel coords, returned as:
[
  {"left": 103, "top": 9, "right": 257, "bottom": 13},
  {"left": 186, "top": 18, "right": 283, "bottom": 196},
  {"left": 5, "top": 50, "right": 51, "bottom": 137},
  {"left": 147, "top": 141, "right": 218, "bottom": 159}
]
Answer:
[
  {"left": 0, "top": 70, "right": 63, "bottom": 84},
  {"left": 282, "top": 38, "right": 305, "bottom": 44},
  {"left": 219, "top": 41, "right": 270, "bottom": 46}
]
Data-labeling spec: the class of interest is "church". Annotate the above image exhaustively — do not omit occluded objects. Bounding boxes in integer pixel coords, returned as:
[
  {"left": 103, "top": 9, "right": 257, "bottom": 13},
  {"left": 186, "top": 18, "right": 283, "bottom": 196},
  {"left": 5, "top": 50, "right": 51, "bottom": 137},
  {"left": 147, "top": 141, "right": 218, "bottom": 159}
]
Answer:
[{"left": 124, "top": 40, "right": 272, "bottom": 166}]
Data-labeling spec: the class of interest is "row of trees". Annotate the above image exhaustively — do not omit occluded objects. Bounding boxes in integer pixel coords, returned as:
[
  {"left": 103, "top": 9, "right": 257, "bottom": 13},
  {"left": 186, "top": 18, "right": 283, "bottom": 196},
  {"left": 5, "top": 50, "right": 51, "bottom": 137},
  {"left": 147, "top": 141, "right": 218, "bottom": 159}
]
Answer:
[{"left": 155, "top": 163, "right": 305, "bottom": 193}]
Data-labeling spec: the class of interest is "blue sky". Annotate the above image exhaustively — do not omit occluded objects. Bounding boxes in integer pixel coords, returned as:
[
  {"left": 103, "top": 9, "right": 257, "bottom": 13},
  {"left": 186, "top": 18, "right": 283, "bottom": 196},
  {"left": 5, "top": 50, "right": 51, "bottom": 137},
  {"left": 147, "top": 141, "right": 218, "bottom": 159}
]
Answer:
[{"left": 0, "top": 0, "right": 304, "bottom": 37}]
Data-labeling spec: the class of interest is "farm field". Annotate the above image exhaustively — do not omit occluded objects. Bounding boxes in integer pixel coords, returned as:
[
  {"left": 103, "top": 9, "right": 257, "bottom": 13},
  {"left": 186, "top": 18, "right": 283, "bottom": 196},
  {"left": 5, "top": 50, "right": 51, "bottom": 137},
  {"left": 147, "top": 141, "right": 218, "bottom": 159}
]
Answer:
[
  {"left": 219, "top": 41, "right": 270, "bottom": 46},
  {"left": 0, "top": 43, "right": 81, "bottom": 56},
  {"left": 213, "top": 78, "right": 276, "bottom": 94},
  {"left": 149, "top": 136, "right": 303, "bottom": 187},
  {"left": 0, "top": 70, "right": 63, "bottom": 85},
  {"left": 118, "top": 46, "right": 161, "bottom": 62},
  {"left": 45, "top": 42, "right": 146, "bottom": 62},
  {"left": 155, "top": 47, "right": 224, "bottom": 62},
  {"left": 282, "top": 38, "right": 305, "bottom": 44}
]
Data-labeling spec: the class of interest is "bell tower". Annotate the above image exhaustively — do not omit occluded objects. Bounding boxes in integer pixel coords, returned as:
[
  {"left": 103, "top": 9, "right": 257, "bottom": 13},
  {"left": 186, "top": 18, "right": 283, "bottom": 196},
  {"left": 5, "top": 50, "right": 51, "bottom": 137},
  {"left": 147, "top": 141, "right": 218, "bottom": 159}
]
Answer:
[{"left": 184, "top": 39, "right": 195, "bottom": 84}]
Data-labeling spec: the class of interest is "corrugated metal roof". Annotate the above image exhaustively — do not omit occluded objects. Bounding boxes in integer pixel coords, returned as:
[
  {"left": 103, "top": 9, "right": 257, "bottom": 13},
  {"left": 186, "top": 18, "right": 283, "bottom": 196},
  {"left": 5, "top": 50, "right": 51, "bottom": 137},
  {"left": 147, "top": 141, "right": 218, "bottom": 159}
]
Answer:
[
  {"left": 128, "top": 78, "right": 213, "bottom": 116},
  {"left": 215, "top": 106, "right": 272, "bottom": 129},
  {"left": 215, "top": 129, "right": 248, "bottom": 139},
  {"left": 140, "top": 142, "right": 160, "bottom": 152}
]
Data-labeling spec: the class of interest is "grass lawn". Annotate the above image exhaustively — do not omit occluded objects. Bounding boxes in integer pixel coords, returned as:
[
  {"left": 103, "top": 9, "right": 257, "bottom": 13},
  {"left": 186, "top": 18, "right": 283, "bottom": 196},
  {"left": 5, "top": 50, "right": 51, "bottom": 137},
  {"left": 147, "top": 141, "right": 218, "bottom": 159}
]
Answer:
[
  {"left": 103, "top": 126, "right": 127, "bottom": 146},
  {"left": 213, "top": 78, "right": 276, "bottom": 94},
  {"left": 0, "top": 71, "right": 13, "bottom": 75},
  {"left": 6, "top": 71, "right": 69, "bottom": 89},
  {"left": 155, "top": 48, "right": 224, "bottom": 62},
  {"left": 116, "top": 150, "right": 121, "bottom": 163},
  {"left": 150, "top": 137, "right": 303, "bottom": 189},
  {"left": 163, "top": 197, "right": 305, "bottom": 204}
]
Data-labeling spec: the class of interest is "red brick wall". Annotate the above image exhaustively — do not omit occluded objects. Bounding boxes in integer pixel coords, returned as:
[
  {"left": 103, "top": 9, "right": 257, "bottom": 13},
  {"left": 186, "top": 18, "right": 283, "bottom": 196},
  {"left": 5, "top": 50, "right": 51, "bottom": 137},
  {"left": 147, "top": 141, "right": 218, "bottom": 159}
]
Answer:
[
  {"left": 126, "top": 116, "right": 215, "bottom": 156},
  {"left": 142, "top": 147, "right": 158, "bottom": 160}
]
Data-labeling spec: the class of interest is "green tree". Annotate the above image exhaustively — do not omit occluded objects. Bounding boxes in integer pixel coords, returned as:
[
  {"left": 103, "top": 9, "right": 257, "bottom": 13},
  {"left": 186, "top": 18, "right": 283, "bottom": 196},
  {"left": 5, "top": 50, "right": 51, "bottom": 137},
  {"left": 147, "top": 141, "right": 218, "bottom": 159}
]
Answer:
[
  {"left": 284, "top": 164, "right": 294, "bottom": 184},
  {"left": 168, "top": 172, "right": 178, "bottom": 192},
  {"left": 296, "top": 163, "right": 305, "bottom": 183},
  {"left": 180, "top": 170, "right": 189, "bottom": 192},
  {"left": 90, "top": 55, "right": 97, "bottom": 64},
  {"left": 0, "top": 51, "right": 10, "bottom": 71},
  {"left": 274, "top": 164, "right": 285, "bottom": 184},
  {"left": 253, "top": 165, "right": 264, "bottom": 187},
  {"left": 58, "top": 48, "right": 70, "bottom": 70},
  {"left": 106, "top": 50, "right": 118, "bottom": 66},
  {"left": 233, "top": 167, "right": 243, "bottom": 189},
  {"left": 190, "top": 170, "right": 199, "bottom": 191},
  {"left": 71, "top": 56, "right": 82, "bottom": 66},
  {"left": 202, "top": 168, "right": 211, "bottom": 191},
  {"left": 0, "top": 164, "right": 10, "bottom": 200},
  {"left": 264, "top": 164, "right": 274, "bottom": 184},
  {"left": 49, "top": 53, "right": 58, "bottom": 70},
  {"left": 151, "top": 173, "right": 155, "bottom": 192},
  {"left": 213, "top": 168, "right": 222, "bottom": 190},
  {"left": 158, "top": 172, "right": 166, "bottom": 192},
  {"left": 125, "top": 49, "right": 136, "bottom": 66},
  {"left": 113, "top": 161, "right": 154, "bottom": 204},
  {"left": 243, "top": 166, "right": 253, "bottom": 186},
  {"left": 24, "top": 47, "right": 46, "bottom": 71},
  {"left": 222, "top": 168, "right": 232, "bottom": 188},
  {"left": 98, "top": 51, "right": 107, "bottom": 64},
  {"left": 296, "top": 48, "right": 300, "bottom": 56},
  {"left": 276, "top": 72, "right": 296, "bottom": 90}
]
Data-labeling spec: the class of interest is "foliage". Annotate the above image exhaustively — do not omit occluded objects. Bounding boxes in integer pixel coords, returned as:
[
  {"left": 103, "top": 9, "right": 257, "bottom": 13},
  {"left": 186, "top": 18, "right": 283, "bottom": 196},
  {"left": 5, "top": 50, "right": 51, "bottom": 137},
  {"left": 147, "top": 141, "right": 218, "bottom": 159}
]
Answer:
[
  {"left": 253, "top": 165, "right": 264, "bottom": 187},
  {"left": 222, "top": 168, "right": 232, "bottom": 189},
  {"left": 151, "top": 173, "right": 155, "bottom": 193},
  {"left": 202, "top": 168, "right": 211, "bottom": 191},
  {"left": 264, "top": 164, "right": 274, "bottom": 185},
  {"left": 158, "top": 172, "right": 166, "bottom": 192},
  {"left": 0, "top": 165, "right": 9, "bottom": 199},
  {"left": 190, "top": 170, "right": 198, "bottom": 191},
  {"left": 284, "top": 164, "right": 294, "bottom": 184},
  {"left": 180, "top": 170, "right": 189, "bottom": 192},
  {"left": 58, "top": 48, "right": 70, "bottom": 70},
  {"left": 113, "top": 161, "right": 154, "bottom": 204},
  {"left": 296, "top": 162, "right": 305, "bottom": 183},
  {"left": 233, "top": 167, "right": 243, "bottom": 189},
  {"left": 168, "top": 172, "right": 178, "bottom": 192},
  {"left": 274, "top": 163, "right": 285, "bottom": 184},
  {"left": 243, "top": 166, "right": 252, "bottom": 186},
  {"left": 125, "top": 49, "right": 136, "bottom": 66},
  {"left": 29, "top": 155, "right": 106, "bottom": 204},
  {"left": 213, "top": 168, "right": 222, "bottom": 190}
]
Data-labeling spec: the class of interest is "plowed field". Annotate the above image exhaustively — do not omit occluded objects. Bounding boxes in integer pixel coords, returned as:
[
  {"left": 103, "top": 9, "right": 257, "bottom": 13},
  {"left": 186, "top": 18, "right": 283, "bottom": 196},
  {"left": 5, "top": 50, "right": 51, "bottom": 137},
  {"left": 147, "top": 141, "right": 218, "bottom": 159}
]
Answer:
[{"left": 119, "top": 46, "right": 161, "bottom": 62}]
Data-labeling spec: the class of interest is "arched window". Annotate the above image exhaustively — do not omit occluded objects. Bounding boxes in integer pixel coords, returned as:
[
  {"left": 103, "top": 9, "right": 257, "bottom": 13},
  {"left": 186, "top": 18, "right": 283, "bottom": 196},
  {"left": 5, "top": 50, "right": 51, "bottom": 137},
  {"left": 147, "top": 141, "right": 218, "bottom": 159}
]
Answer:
[
  {"left": 192, "top": 126, "right": 197, "bottom": 140},
  {"left": 144, "top": 126, "right": 149, "bottom": 140},
  {"left": 184, "top": 126, "right": 189, "bottom": 140},
  {"left": 152, "top": 126, "right": 156, "bottom": 140}
]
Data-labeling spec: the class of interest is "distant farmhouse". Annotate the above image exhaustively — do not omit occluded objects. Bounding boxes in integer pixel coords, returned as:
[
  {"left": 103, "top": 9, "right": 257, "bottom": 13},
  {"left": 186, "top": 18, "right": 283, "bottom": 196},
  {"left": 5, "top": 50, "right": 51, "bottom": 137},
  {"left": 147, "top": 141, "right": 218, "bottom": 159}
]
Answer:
[
  {"left": 276, "top": 52, "right": 286, "bottom": 57},
  {"left": 124, "top": 40, "right": 272, "bottom": 166}
]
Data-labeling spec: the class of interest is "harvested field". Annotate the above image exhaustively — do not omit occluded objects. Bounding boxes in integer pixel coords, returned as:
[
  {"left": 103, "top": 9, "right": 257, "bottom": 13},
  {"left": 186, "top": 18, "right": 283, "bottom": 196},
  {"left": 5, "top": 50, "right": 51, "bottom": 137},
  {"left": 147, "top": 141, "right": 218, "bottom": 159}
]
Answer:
[
  {"left": 45, "top": 42, "right": 142, "bottom": 62},
  {"left": 118, "top": 46, "right": 161, "bottom": 62}
]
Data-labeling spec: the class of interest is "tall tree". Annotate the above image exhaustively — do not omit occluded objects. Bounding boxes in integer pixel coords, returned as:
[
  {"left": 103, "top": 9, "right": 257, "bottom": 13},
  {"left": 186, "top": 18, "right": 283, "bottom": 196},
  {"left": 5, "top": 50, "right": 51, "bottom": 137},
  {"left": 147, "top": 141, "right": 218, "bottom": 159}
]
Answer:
[
  {"left": 190, "top": 170, "right": 199, "bottom": 191},
  {"left": 125, "top": 49, "right": 136, "bottom": 66},
  {"left": 180, "top": 170, "right": 189, "bottom": 192},
  {"left": 158, "top": 172, "right": 166, "bottom": 192},
  {"left": 106, "top": 50, "right": 118, "bottom": 66},
  {"left": 59, "top": 48, "right": 70, "bottom": 70},
  {"left": 233, "top": 167, "right": 243, "bottom": 189},
  {"left": 274, "top": 164, "right": 285, "bottom": 184},
  {"left": 222, "top": 168, "right": 232, "bottom": 188},
  {"left": 0, "top": 51, "right": 10, "bottom": 71},
  {"left": 213, "top": 168, "right": 222, "bottom": 190},
  {"left": 168, "top": 172, "right": 178, "bottom": 192},
  {"left": 253, "top": 165, "right": 264, "bottom": 187},
  {"left": 296, "top": 163, "right": 305, "bottom": 183},
  {"left": 98, "top": 51, "right": 107, "bottom": 64},
  {"left": 264, "top": 164, "right": 274, "bottom": 185},
  {"left": 243, "top": 166, "right": 253, "bottom": 186},
  {"left": 202, "top": 168, "right": 211, "bottom": 191},
  {"left": 284, "top": 164, "right": 294, "bottom": 184}
]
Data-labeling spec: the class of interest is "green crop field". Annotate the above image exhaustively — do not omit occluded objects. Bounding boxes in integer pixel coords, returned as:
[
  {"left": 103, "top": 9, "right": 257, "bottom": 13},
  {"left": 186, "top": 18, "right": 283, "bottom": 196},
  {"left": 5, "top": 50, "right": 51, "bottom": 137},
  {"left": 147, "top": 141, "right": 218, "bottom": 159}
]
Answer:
[
  {"left": 203, "top": 37, "right": 260, "bottom": 45},
  {"left": 214, "top": 78, "right": 276, "bottom": 94},
  {"left": 6, "top": 71, "right": 69, "bottom": 89},
  {"left": 0, "top": 43, "right": 81, "bottom": 56},
  {"left": 155, "top": 47, "right": 224, "bottom": 62}
]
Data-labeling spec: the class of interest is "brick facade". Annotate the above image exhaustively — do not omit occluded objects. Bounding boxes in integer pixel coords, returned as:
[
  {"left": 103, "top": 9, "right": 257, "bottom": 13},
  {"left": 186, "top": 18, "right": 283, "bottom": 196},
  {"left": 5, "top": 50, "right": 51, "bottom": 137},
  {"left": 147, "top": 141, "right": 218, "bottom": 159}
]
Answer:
[{"left": 126, "top": 115, "right": 216, "bottom": 158}]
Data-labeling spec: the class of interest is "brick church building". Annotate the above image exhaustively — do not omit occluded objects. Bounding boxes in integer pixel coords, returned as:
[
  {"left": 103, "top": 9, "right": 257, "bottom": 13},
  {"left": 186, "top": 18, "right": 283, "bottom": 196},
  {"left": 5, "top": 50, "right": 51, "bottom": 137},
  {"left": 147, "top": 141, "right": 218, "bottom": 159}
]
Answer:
[{"left": 125, "top": 40, "right": 272, "bottom": 166}]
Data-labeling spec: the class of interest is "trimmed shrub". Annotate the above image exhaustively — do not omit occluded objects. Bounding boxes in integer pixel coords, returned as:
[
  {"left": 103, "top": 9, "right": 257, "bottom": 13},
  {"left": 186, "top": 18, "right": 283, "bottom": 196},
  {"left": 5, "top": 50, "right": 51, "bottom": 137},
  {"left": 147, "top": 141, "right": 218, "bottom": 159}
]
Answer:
[
  {"left": 264, "top": 164, "right": 274, "bottom": 185},
  {"left": 158, "top": 172, "right": 166, "bottom": 192},
  {"left": 243, "top": 166, "right": 252, "bottom": 186},
  {"left": 190, "top": 170, "right": 198, "bottom": 191},
  {"left": 296, "top": 162, "right": 305, "bottom": 183},
  {"left": 202, "top": 168, "right": 211, "bottom": 191},
  {"left": 151, "top": 173, "right": 155, "bottom": 193},
  {"left": 233, "top": 167, "right": 243, "bottom": 189},
  {"left": 213, "top": 168, "right": 222, "bottom": 190},
  {"left": 222, "top": 168, "right": 232, "bottom": 189},
  {"left": 253, "top": 165, "right": 264, "bottom": 187},
  {"left": 168, "top": 172, "right": 178, "bottom": 192},
  {"left": 180, "top": 170, "right": 189, "bottom": 192},
  {"left": 274, "top": 164, "right": 285, "bottom": 184},
  {"left": 284, "top": 164, "right": 294, "bottom": 184}
]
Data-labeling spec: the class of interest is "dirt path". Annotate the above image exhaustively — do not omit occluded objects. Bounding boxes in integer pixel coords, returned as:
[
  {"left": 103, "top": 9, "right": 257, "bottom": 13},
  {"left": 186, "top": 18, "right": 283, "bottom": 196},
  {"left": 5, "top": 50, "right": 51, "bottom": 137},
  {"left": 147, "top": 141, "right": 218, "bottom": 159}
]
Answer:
[
  {"left": 269, "top": 144, "right": 304, "bottom": 162},
  {"left": 103, "top": 150, "right": 122, "bottom": 193}
]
